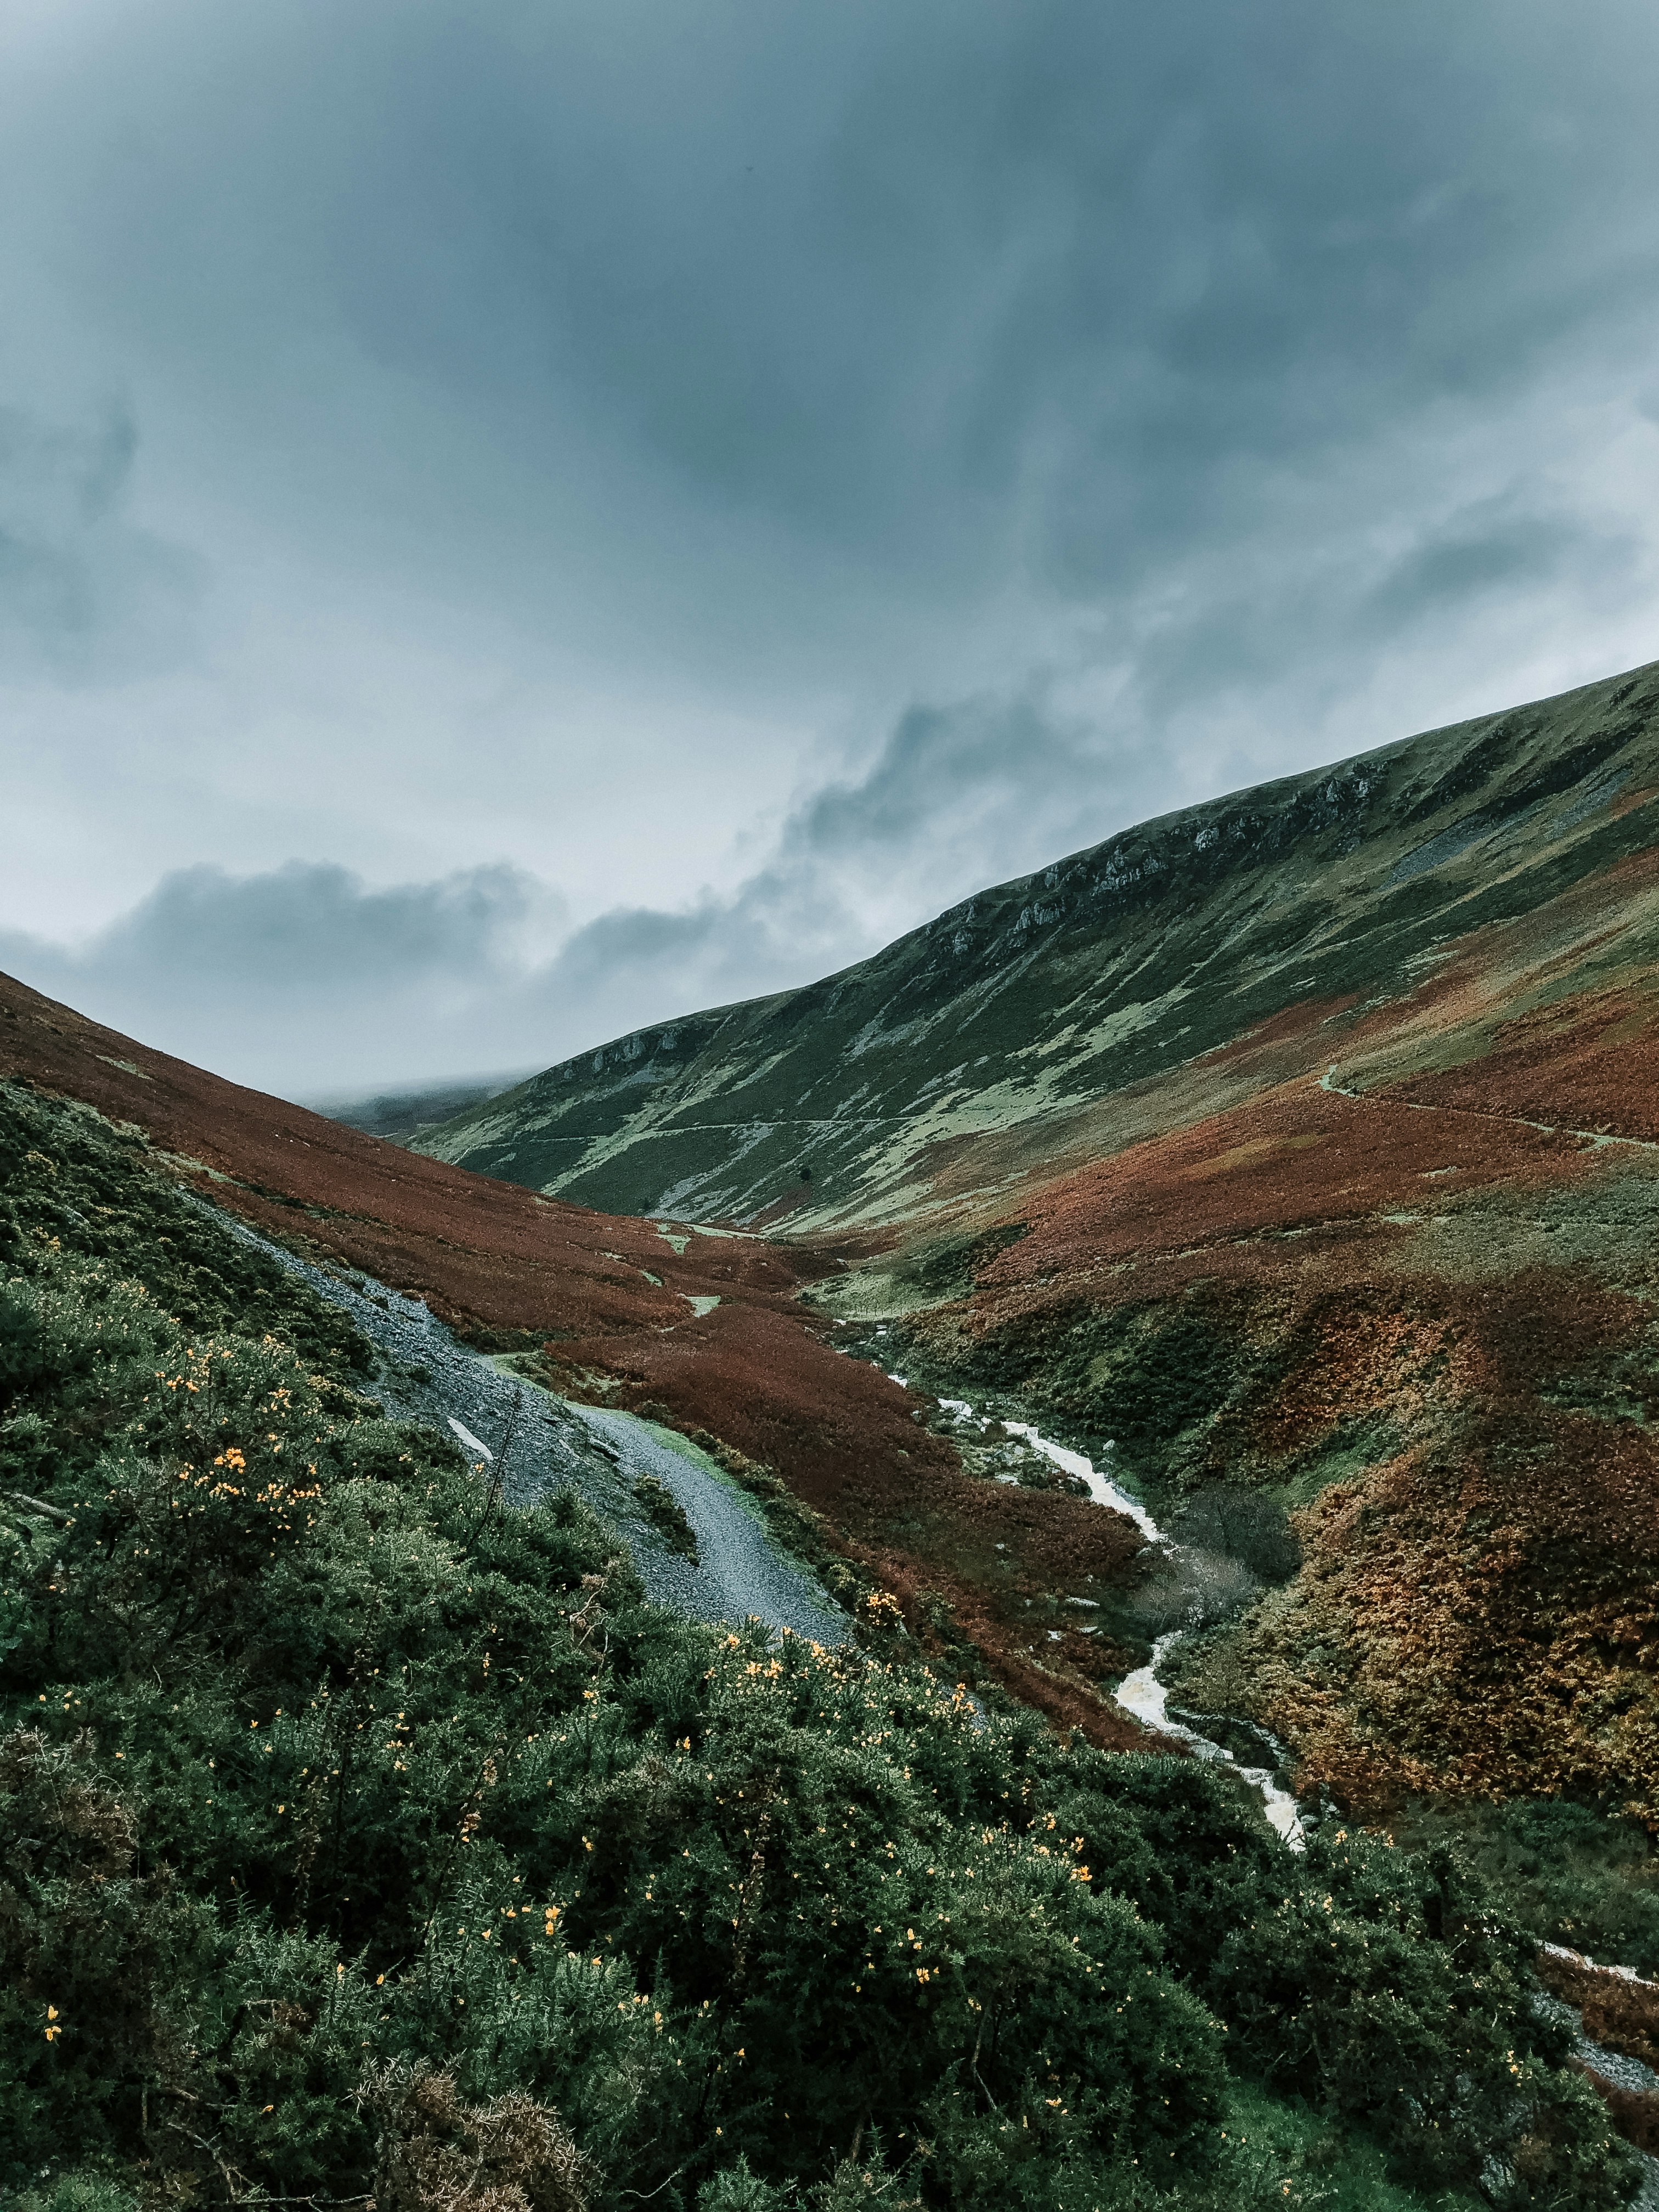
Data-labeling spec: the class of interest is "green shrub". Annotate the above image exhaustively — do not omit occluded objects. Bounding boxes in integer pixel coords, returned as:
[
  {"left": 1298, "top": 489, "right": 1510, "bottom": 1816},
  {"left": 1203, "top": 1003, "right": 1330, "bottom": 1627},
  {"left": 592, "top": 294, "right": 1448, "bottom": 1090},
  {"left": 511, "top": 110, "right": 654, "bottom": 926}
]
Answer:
[
  {"left": 700, "top": 2154, "right": 794, "bottom": 2212},
  {"left": 8, "top": 2177, "right": 143, "bottom": 2212},
  {"left": 1402, "top": 1796, "right": 1659, "bottom": 1977},
  {"left": 634, "top": 1469, "right": 700, "bottom": 1559}
]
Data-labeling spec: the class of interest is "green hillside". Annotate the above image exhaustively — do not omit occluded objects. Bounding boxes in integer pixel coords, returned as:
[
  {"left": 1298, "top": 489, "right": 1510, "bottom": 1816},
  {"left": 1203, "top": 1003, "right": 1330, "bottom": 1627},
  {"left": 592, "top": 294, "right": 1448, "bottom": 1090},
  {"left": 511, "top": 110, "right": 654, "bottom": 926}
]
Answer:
[
  {"left": 8, "top": 1082, "right": 1635, "bottom": 2208},
  {"left": 414, "top": 662, "right": 1659, "bottom": 1228}
]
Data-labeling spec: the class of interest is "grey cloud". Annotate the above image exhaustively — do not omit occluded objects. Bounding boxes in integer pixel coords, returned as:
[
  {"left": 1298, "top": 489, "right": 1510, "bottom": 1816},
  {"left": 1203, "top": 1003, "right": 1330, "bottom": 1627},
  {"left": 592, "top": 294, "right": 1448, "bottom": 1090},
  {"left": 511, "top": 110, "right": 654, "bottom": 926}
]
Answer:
[
  {"left": 516, "top": 687, "right": 1170, "bottom": 1054},
  {"left": 1, "top": 842, "right": 847, "bottom": 1095},
  {"left": 4, "top": 3, "right": 1659, "bottom": 1091},
  {"left": 87, "top": 861, "right": 542, "bottom": 994},
  {"left": 0, "top": 861, "right": 558, "bottom": 1091},
  {"left": 0, "top": 400, "right": 201, "bottom": 681},
  {"left": 774, "top": 686, "right": 1176, "bottom": 927},
  {"left": 1364, "top": 499, "right": 1629, "bottom": 629},
  {"left": 534, "top": 866, "right": 858, "bottom": 1034},
  {"left": 0, "top": 686, "right": 1135, "bottom": 1093},
  {"left": 789, "top": 698, "right": 1079, "bottom": 857},
  {"left": 17, "top": 2, "right": 1659, "bottom": 610},
  {"left": 1104, "top": 464, "right": 1650, "bottom": 747}
]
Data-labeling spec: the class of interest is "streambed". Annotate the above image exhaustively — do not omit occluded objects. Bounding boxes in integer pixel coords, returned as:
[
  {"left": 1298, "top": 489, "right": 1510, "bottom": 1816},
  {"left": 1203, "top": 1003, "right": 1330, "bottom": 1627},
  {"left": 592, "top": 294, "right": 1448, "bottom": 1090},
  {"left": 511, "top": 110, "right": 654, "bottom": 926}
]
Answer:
[
  {"left": 215, "top": 1198, "right": 1293, "bottom": 1824},
  {"left": 895, "top": 1367, "right": 1304, "bottom": 1847}
]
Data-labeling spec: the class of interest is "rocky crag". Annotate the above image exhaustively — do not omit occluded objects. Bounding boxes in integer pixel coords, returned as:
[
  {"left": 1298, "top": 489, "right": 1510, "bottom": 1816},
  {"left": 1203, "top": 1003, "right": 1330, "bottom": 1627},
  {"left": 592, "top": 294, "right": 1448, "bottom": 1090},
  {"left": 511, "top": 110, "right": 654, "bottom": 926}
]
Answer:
[{"left": 417, "top": 662, "right": 1659, "bottom": 1234}]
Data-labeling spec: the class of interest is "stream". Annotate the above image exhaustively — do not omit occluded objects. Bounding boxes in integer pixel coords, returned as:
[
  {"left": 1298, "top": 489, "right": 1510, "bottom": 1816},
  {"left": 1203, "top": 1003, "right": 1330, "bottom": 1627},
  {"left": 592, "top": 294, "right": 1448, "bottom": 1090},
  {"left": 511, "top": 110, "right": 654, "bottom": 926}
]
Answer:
[
  {"left": 220, "top": 1193, "right": 1293, "bottom": 1835},
  {"left": 1001, "top": 1421, "right": 1305, "bottom": 1847},
  {"left": 899, "top": 1367, "right": 1305, "bottom": 1848}
]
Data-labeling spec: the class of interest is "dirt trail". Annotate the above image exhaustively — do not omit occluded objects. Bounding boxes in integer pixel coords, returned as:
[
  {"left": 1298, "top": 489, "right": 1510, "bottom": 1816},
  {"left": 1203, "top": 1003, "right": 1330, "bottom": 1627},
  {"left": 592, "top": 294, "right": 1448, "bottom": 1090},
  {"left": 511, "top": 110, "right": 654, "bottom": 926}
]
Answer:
[{"left": 1320, "top": 1063, "right": 1659, "bottom": 1153}]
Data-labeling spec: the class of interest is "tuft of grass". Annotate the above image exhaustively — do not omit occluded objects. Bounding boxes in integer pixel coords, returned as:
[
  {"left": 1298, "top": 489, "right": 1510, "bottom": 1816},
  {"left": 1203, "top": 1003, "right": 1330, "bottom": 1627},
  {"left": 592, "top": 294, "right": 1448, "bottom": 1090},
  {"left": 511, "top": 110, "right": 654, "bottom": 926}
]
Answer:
[{"left": 631, "top": 1471, "right": 700, "bottom": 1561}]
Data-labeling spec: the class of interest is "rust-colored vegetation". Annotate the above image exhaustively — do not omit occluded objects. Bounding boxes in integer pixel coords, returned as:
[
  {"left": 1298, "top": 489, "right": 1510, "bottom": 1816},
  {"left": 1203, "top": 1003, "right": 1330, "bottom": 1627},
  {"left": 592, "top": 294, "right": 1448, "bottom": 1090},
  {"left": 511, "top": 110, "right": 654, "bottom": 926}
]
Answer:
[
  {"left": 0, "top": 969, "right": 1148, "bottom": 1747},
  {"left": 884, "top": 913, "right": 1659, "bottom": 1816}
]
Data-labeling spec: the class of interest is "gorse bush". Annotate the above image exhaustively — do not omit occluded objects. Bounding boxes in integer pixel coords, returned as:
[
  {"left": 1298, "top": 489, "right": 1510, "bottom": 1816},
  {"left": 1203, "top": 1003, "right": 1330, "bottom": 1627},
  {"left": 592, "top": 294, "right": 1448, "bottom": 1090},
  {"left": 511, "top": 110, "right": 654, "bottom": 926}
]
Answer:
[
  {"left": 1403, "top": 1797, "right": 1659, "bottom": 1979},
  {"left": 0, "top": 1082, "right": 1640, "bottom": 2212}
]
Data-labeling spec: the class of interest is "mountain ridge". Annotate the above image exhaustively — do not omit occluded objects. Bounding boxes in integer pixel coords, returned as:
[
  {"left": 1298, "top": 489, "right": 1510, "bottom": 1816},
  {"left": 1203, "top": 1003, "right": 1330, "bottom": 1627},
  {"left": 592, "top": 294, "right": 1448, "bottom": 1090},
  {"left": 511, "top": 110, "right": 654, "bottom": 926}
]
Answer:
[{"left": 415, "top": 658, "right": 1659, "bottom": 1229}]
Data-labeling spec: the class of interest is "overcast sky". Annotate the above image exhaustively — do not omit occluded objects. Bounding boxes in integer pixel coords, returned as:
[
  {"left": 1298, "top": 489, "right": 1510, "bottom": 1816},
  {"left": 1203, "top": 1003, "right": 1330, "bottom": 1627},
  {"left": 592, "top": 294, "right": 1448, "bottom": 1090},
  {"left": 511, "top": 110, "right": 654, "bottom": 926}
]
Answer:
[{"left": 3, "top": 0, "right": 1658, "bottom": 1098}]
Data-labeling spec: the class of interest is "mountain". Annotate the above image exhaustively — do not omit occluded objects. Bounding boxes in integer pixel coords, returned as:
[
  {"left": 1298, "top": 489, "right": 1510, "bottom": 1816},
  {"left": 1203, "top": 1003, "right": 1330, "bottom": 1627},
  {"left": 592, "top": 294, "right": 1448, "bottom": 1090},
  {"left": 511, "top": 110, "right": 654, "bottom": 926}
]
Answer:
[
  {"left": 415, "top": 660, "right": 1659, "bottom": 1233},
  {"left": 417, "top": 659, "right": 1659, "bottom": 1833},
  {"left": 15, "top": 657, "right": 1659, "bottom": 1832},
  {"left": 8, "top": 675, "right": 1659, "bottom": 2200},
  {"left": 313, "top": 1069, "right": 532, "bottom": 1143}
]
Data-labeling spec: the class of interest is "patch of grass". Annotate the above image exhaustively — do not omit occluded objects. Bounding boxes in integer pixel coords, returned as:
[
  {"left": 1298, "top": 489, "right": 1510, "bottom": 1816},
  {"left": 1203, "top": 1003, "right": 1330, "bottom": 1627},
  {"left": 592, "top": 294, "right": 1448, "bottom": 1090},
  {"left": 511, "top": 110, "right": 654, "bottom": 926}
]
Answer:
[
  {"left": 1396, "top": 1796, "right": 1659, "bottom": 1977},
  {"left": 889, "top": 1224, "right": 1030, "bottom": 1306},
  {"left": 631, "top": 1471, "right": 699, "bottom": 1561},
  {"left": 1194, "top": 2080, "right": 1484, "bottom": 2211},
  {"left": 1280, "top": 1418, "right": 1403, "bottom": 1506}
]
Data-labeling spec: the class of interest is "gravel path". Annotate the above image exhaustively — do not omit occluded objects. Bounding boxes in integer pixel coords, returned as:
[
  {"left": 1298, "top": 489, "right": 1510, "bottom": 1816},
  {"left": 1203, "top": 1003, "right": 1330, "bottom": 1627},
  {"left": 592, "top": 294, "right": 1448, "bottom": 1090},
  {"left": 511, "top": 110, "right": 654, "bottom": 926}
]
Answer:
[
  {"left": 197, "top": 1198, "right": 849, "bottom": 1645},
  {"left": 575, "top": 1406, "right": 847, "bottom": 1644}
]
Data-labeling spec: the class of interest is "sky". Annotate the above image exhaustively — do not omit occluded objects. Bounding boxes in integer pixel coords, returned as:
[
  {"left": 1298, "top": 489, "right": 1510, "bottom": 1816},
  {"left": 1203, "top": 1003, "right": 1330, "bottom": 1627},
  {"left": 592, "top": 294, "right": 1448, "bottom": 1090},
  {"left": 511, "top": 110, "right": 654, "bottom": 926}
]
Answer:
[{"left": 3, "top": 0, "right": 1659, "bottom": 1100}]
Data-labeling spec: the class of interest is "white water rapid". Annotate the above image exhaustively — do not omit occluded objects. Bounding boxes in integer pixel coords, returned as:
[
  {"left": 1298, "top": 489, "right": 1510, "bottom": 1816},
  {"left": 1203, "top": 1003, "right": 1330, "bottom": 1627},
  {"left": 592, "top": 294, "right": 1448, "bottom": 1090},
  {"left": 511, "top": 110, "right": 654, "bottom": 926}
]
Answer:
[{"left": 1115, "top": 1634, "right": 1304, "bottom": 1847}]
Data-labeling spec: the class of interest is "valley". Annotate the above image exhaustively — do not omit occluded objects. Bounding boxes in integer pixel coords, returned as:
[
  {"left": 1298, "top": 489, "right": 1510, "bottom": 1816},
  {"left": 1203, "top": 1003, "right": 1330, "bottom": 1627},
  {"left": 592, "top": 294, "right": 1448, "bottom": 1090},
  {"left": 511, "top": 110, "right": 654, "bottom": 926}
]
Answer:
[
  {"left": 411, "top": 658, "right": 1659, "bottom": 1853},
  {"left": 9, "top": 659, "right": 1659, "bottom": 2204},
  {"left": 0, "top": 963, "right": 1149, "bottom": 1751}
]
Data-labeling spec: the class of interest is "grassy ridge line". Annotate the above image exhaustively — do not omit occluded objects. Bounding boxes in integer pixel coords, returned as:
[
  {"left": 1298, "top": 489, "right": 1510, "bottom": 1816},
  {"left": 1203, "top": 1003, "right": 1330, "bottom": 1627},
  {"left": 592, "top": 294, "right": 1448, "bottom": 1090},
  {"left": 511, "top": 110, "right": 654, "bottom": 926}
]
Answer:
[{"left": 0, "top": 1081, "right": 1639, "bottom": 2211}]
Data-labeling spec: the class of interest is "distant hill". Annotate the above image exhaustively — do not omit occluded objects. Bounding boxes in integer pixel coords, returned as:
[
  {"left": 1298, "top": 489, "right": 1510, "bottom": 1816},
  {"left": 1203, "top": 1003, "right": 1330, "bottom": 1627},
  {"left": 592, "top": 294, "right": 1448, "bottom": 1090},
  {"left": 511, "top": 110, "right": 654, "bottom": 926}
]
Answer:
[
  {"left": 414, "top": 661, "right": 1659, "bottom": 1231},
  {"left": 313, "top": 1069, "right": 531, "bottom": 1143}
]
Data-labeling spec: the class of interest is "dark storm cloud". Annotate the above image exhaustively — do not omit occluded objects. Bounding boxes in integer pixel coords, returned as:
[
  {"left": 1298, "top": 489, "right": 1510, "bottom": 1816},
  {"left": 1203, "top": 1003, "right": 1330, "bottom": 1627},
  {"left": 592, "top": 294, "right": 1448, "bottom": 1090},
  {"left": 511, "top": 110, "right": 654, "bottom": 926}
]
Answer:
[
  {"left": 84, "top": 862, "right": 540, "bottom": 992},
  {"left": 3, "top": 1, "right": 1659, "bottom": 1089},
  {"left": 789, "top": 698, "right": 1085, "bottom": 858},
  {"left": 19, "top": 2, "right": 1659, "bottom": 612}
]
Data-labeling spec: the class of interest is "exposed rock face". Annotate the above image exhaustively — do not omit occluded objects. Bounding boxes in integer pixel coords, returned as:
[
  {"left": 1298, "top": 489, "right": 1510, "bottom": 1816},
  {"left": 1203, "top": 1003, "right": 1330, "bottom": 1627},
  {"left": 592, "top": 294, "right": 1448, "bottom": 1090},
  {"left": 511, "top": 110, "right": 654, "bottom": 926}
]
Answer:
[{"left": 415, "top": 661, "right": 1659, "bottom": 1231}]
